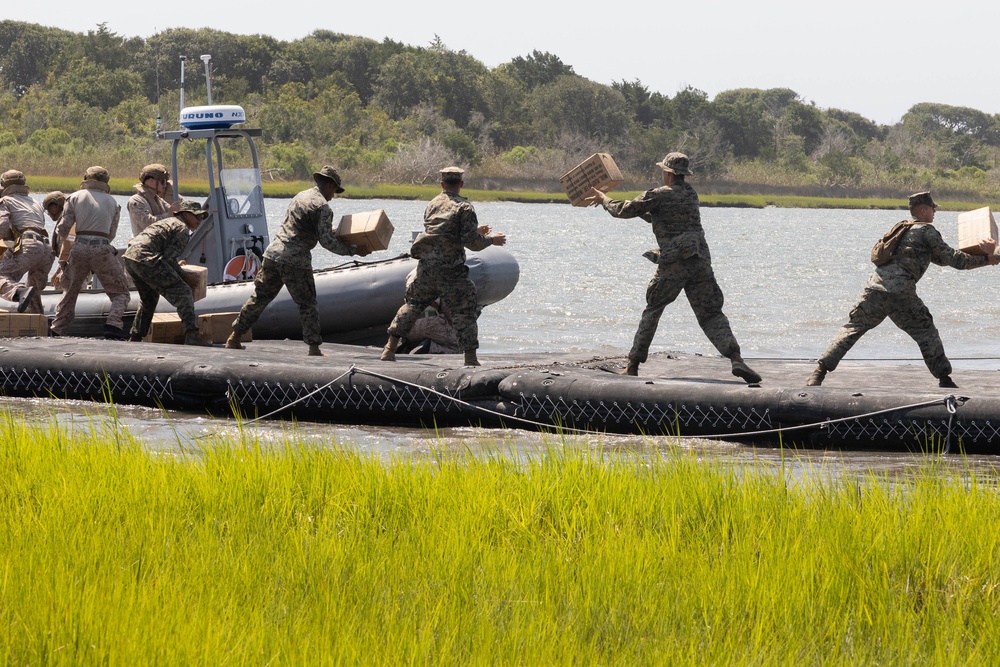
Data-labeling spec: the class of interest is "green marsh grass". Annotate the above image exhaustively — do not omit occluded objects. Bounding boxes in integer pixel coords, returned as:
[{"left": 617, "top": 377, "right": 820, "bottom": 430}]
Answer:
[
  {"left": 34, "top": 175, "right": 1000, "bottom": 211},
  {"left": 4, "top": 413, "right": 1000, "bottom": 665}
]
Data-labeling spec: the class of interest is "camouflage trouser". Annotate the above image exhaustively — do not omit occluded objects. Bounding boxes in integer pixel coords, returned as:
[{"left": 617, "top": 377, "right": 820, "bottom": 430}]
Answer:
[
  {"left": 232, "top": 258, "right": 321, "bottom": 345},
  {"left": 0, "top": 237, "right": 53, "bottom": 313},
  {"left": 123, "top": 258, "right": 198, "bottom": 337},
  {"left": 817, "top": 288, "right": 950, "bottom": 378},
  {"left": 51, "top": 240, "right": 130, "bottom": 334},
  {"left": 629, "top": 257, "right": 741, "bottom": 364},
  {"left": 388, "top": 263, "right": 480, "bottom": 350}
]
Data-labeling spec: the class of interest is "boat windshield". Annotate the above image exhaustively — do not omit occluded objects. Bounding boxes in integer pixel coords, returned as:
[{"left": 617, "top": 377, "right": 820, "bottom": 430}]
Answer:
[{"left": 220, "top": 168, "right": 263, "bottom": 218}]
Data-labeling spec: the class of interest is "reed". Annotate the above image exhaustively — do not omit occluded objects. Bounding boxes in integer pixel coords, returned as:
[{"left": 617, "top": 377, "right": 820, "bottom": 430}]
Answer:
[{"left": 3, "top": 413, "right": 1000, "bottom": 665}]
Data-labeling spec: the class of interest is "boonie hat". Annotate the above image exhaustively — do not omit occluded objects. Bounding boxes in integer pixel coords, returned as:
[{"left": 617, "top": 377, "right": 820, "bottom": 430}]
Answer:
[
  {"left": 0, "top": 169, "right": 25, "bottom": 187},
  {"left": 440, "top": 166, "right": 464, "bottom": 183},
  {"left": 656, "top": 152, "right": 692, "bottom": 176},
  {"left": 177, "top": 200, "right": 210, "bottom": 219},
  {"left": 908, "top": 191, "right": 938, "bottom": 209},
  {"left": 42, "top": 191, "right": 66, "bottom": 209},
  {"left": 313, "top": 165, "right": 345, "bottom": 193},
  {"left": 84, "top": 166, "right": 110, "bottom": 183},
  {"left": 140, "top": 163, "right": 169, "bottom": 183}
]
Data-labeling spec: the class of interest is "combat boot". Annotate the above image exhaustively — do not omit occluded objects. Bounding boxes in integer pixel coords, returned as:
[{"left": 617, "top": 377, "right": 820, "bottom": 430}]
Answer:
[
  {"left": 619, "top": 360, "right": 640, "bottom": 376},
  {"left": 464, "top": 349, "right": 480, "bottom": 367},
  {"left": 380, "top": 335, "right": 400, "bottom": 362},
  {"left": 225, "top": 332, "right": 245, "bottom": 350},
  {"left": 307, "top": 344, "right": 327, "bottom": 357},
  {"left": 103, "top": 324, "right": 127, "bottom": 340},
  {"left": 730, "top": 355, "right": 762, "bottom": 384},
  {"left": 938, "top": 375, "right": 958, "bottom": 389},
  {"left": 184, "top": 331, "right": 213, "bottom": 347},
  {"left": 127, "top": 332, "right": 143, "bottom": 342},
  {"left": 806, "top": 365, "right": 827, "bottom": 387},
  {"left": 14, "top": 285, "right": 35, "bottom": 313}
]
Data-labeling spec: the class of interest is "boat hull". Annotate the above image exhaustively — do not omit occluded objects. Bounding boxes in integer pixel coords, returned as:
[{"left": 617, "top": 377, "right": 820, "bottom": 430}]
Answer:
[{"left": 39, "top": 246, "right": 519, "bottom": 343}]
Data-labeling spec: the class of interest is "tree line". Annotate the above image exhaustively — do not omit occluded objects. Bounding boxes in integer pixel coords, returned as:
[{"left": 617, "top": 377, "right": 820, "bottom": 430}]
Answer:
[{"left": 2, "top": 20, "right": 999, "bottom": 199}]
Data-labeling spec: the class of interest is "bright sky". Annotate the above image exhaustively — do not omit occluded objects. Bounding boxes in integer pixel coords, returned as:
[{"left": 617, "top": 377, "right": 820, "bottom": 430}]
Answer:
[{"left": 7, "top": 0, "right": 1000, "bottom": 126}]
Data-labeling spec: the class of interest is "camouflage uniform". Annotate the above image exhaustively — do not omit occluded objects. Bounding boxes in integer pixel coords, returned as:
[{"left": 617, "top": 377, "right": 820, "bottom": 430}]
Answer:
[
  {"left": 51, "top": 179, "right": 130, "bottom": 335},
  {"left": 231, "top": 185, "right": 357, "bottom": 345},
  {"left": 0, "top": 183, "right": 53, "bottom": 313},
  {"left": 387, "top": 190, "right": 493, "bottom": 350},
  {"left": 817, "top": 221, "right": 989, "bottom": 379},
  {"left": 602, "top": 180, "right": 743, "bottom": 364},
  {"left": 127, "top": 183, "right": 172, "bottom": 237},
  {"left": 122, "top": 217, "right": 198, "bottom": 337}
]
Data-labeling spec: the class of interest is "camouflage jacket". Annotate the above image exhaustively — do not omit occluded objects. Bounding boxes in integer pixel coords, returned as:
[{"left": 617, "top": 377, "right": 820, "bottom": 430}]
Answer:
[
  {"left": 56, "top": 182, "right": 120, "bottom": 240},
  {"left": 127, "top": 184, "right": 171, "bottom": 237},
  {"left": 868, "top": 221, "right": 988, "bottom": 295},
  {"left": 409, "top": 191, "right": 493, "bottom": 269},
  {"left": 0, "top": 186, "right": 46, "bottom": 240},
  {"left": 123, "top": 217, "right": 189, "bottom": 272},
  {"left": 263, "top": 186, "right": 355, "bottom": 270},
  {"left": 602, "top": 181, "right": 710, "bottom": 263}
]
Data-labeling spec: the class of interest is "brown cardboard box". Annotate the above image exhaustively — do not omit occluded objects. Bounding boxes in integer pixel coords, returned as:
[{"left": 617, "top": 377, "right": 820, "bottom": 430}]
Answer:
[
  {"left": 198, "top": 312, "right": 252, "bottom": 344},
  {"left": 179, "top": 264, "right": 208, "bottom": 301},
  {"left": 560, "top": 153, "right": 625, "bottom": 207},
  {"left": 337, "top": 209, "right": 394, "bottom": 252},
  {"left": 0, "top": 313, "right": 47, "bottom": 337},
  {"left": 957, "top": 207, "right": 998, "bottom": 255},
  {"left": 142, "top": 312, "right": 186, "bottom": 344}
]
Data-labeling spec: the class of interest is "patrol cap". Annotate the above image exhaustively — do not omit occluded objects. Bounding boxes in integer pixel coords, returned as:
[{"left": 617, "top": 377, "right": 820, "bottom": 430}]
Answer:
[
  {"left": 176, "top": 200, "right": 210, "bottom": 219},
  {"left": 140, "top": 163, "right": 169, "bottom": 183},
  {"left": 656, "top": 152, "right": 692, "bottom": 176},
  {"left": 0, "top": 169, "right": 25, "bottom": 188},
  {"left": 84, "top": 166, "right": 110, "bottom": 183},
  {"left": 42, "top": 191, "right": 66, "bottom": 209},
  {"left": 312, "top": 165, "right": 345, "bottom": 193},
  {"left": 440, "top": 166, "right": 464, "bottom": 183},
  {"left": 908, "top": 191, "right": 937, "bottom": 209}
]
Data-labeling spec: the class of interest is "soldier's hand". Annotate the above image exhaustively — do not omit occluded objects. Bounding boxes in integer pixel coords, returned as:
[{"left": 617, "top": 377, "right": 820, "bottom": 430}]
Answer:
[
  {"left": 355, "top": 246, "right": 371, "bottom": 257},
  {"left": 490, "top": 233, "right": 507, "bottom": 246},
  {"left": 990, "top": 253, "right": 1000, "bottom": 266},
  {"left": 979, "top": 238, "right": 998, "bottom": 255},
  {"left": 477, "top": 225, "right": 492, "bottom": 236},
  {"left": 584, "top": 187, "right": 607, "bottom": 207}
]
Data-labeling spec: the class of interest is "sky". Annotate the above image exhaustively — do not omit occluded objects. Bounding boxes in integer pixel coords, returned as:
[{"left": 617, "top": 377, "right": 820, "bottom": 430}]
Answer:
[{"left": 7, "top": 0, "right": 1000, "bottom": 126}]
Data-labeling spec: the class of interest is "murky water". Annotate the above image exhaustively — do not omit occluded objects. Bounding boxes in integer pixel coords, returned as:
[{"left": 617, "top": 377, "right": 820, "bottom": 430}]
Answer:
[{"left": 17, "top": 197, "right": 1000, "bottom": 473}]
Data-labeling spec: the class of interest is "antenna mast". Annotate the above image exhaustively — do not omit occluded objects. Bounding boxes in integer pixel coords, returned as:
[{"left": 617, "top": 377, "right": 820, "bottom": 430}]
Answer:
[{"left": 201, "top": 54, "right": 213, "bottom": 105}]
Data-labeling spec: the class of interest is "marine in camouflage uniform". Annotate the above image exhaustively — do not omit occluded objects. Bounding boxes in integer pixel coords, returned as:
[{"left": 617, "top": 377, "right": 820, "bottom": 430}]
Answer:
[
  {"left": 51, "top": 166, "right": 132, "bottom": 339},
  {"left": 807, "top": 192, "right": 998, "bottom": 389},
  {"left": 0, "top": 170, "right": 53, "bottom": 313},
  {"left": 228, "top": 166, "right": 364, "bottom": 356},
  {"left": 123, "top": 201, "right": 212, "bottom": 346},
  {"left": 380, "top": 167, "right": 507, "bottom": 366},
  {"left": 588, "top": 153, "right": 761, "bottom": 383},
  {"left": 127, "top": 163, "right": 179, "bottom": 237}
]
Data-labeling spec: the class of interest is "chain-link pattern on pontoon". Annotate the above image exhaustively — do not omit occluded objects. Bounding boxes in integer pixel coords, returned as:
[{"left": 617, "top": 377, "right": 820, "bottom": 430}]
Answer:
[
  {"left": 227, "top": 378, "right": 457, "bottom": 414},
  {"left": 512, "top": 392, "right": 774, "bottom": 432},
  {"left": 0, "top": 366, "right": 173, "bottom": 400}
]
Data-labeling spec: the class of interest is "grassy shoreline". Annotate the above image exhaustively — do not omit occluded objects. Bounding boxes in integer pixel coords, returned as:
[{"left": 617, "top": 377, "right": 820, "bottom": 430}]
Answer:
[
  {"left": 27, "top": 175, "right": 1000, "bottom": 211},
  {"left": 4, "top": 412, "right": 1000, "bottom": 664}
]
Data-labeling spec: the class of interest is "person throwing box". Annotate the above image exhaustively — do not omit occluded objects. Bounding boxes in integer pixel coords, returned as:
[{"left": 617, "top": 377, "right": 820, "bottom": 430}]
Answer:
[
  {"left": 806, "top": 191, "right": 998, "bottom": 389},
  {"left": 381, "top": 166, "right": 507, "bottom": 367},
  {"left": 226, "top": 165, "right": 369, "bottom": 357},
  {"left": 122, "top": 200, "right": 213, "bottom": 346},
  {"left": 586, "top": 152, "right": 761, "bottom": 383}
]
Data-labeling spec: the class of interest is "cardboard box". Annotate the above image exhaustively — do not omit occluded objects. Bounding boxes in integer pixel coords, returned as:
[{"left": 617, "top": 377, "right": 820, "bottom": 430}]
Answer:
[
  {"left": 0, "top": 313, "right": 47, "bottom": 337},
  {"left": 179, "top": 264, "right": 208, "bottom": 301},
  {"left": 198, "top": 312, "right": 251, "bottom": 344},
  {"left": 957, "top": 207, "right": 998, "bottom": 255},
  {"left": 560, "top": 153, "right": 625, "bottom": 207},
  {"left": 338, "top": 209, "right": 394, "bottom": 252},
  {"left": 142, "top": 312, "right": 186, "bottom": 344}
]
